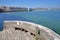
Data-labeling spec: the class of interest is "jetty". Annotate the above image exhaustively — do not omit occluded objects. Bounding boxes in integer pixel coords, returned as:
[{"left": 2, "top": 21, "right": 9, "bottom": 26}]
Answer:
[{"left": 0, "top": 21, "right": 60, "bottom": 40}]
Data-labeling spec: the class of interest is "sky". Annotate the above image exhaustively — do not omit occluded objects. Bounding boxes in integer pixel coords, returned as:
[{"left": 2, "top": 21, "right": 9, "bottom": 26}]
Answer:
[{"left": 0, "top": 0, "right": 60, "bottom": 8}]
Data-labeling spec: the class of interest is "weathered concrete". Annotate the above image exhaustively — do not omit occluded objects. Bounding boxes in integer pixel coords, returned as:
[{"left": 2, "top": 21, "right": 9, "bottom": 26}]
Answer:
[{"left": 0, "top": 21, "right": 60, "bottom": 40}]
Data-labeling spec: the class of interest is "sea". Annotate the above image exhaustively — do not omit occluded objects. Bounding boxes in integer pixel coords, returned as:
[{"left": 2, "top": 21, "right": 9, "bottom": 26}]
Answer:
[{"left": 0, "top": 11, "right": 60, "bottom": 35}]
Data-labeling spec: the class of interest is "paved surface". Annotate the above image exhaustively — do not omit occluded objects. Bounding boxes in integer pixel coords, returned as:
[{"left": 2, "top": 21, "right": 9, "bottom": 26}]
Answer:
[
  {"left": 0, "top": 21, "right": 60, "bottom": 40},
  {"left": 0, "top": 29, "right": 35, "bottom": 40}
]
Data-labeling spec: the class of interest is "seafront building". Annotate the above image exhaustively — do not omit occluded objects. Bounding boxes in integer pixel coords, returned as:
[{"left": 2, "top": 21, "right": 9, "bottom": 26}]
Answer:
[
  {"left": 0, "top": 6, "right": 60, "bottom": 12},
  {"left": 10, "top": 7, "right": 29, "bottom": 11},
  {"left": 0, "top": 6, "right": 31, "bottom": 12}
]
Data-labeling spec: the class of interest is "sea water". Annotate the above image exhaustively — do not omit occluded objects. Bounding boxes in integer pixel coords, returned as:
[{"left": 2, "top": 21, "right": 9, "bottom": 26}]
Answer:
[{"left": 0, "top": 11, "right": 60, "bottom": 35}]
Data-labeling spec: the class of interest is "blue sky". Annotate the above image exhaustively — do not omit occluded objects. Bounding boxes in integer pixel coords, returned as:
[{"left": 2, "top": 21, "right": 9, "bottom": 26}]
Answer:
[{"left": 0, "top": 0, "right": 60, "bottom": 8}]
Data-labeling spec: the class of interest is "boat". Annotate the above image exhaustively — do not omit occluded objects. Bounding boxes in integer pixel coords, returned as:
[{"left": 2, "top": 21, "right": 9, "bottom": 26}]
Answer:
[{"left": 0, "top": 21, "right": 60, "bottom": 40}]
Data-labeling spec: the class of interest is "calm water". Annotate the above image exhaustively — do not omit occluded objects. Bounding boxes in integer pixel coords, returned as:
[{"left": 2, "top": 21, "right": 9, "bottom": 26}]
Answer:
[{"left": 0, "top": 11, "right": 60, "bottom": 35}]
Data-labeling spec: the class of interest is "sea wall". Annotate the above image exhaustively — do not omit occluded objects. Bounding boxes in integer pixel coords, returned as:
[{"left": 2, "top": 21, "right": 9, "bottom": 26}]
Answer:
[{"left": 3, "top": 21, "right": 60, "bottom": 40}]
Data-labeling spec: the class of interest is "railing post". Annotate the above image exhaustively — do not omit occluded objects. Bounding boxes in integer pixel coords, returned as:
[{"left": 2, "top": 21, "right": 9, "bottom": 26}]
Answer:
[{"left": 35, "top": 27, "right": 40, "bottom": 40}]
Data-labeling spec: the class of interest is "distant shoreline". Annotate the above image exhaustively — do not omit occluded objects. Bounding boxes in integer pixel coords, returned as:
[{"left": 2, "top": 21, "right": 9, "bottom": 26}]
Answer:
[{"left": 0, "top": 6, "right": 60, "bottom": 12}]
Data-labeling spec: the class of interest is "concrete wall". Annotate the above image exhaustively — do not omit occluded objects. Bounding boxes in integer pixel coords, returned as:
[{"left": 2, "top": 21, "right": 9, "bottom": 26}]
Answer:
[{"left": 3, "top": 21, "right": 60, "bottom": 40}]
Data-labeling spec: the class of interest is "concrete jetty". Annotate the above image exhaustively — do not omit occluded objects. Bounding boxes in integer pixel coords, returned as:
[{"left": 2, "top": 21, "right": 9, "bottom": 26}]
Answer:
[{"left": 0, "top": 21, "right": 60, "bottom": 40}]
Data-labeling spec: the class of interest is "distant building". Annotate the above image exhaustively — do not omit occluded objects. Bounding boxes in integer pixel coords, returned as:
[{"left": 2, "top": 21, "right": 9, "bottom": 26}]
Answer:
[
  {"left": 0, "top": 6, "right": 31, "bottom": 12},
  {"left": 10, "top": 7, "right": 29, "bottom": 11},
  {"left": 32, "top": 8, "right": 48, "bottom": 11}
]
